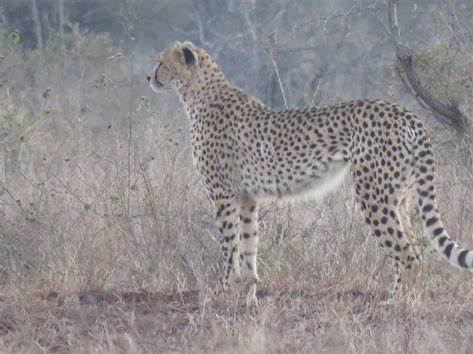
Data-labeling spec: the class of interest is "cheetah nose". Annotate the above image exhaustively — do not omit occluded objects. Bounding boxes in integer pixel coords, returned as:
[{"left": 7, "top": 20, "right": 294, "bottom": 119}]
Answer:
[{"left": 146, "top": 75, "right": 151, "bottom": 82}]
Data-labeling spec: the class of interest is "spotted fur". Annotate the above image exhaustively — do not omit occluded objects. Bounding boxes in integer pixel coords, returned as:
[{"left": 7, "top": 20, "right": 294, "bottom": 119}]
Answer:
[{"left": 148, "top": 41, "right": 473, "bottom": 301}]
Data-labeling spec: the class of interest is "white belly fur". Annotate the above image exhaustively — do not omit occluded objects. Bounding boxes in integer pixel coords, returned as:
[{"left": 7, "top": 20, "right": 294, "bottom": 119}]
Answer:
[
  {"left": 290, "top": 161, "right": 350, "bottom": 201},
  {"left": 256, "top": 160, "right": 351, "bottom": 204}
]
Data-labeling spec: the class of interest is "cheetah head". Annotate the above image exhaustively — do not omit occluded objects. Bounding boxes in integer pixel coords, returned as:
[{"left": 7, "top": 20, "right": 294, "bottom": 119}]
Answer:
[{"left": 147, "top": 41, "right": 199, "bottom": 92}]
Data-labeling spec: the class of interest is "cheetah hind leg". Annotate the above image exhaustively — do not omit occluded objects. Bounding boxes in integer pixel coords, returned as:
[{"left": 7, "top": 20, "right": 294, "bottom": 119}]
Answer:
[
  {"left": 361, "top": 200, "right": 421, "bottom": 305},
  {"left": 399, "top": 197, "right": 422, "bottom": 299},
  {"left": 386, "top": 204, "right": 422, "bottom": 305}
]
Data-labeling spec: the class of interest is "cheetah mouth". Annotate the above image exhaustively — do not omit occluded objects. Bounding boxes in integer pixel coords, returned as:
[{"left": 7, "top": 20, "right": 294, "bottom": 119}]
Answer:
[
  {"left": 154, "top": 69, "right": 163, "bottom": 88},
  {"left": 149, "top": 72, "right": 164, "bottom": 92}
]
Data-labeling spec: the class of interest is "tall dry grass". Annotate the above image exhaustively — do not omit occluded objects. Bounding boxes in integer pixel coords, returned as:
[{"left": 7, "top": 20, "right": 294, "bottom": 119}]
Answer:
[{"left": 1, "top": 28, "right": 473, "bottom": 353}]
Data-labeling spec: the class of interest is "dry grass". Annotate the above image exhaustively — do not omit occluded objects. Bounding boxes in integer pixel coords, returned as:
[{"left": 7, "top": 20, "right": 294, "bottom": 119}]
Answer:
[
  {"left": 2, "top": 122, "right": 473, "bottom": 353},
  {"left": 1, "top": 274, "right": 473, "bottom": 352},
  {"left": 2, "top": 33, "right": 473, "bottom": 353}
]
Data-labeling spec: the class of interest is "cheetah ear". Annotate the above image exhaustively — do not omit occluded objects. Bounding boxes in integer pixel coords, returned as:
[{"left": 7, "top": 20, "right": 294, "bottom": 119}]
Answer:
[
  {"left": 183, "top": 47, "right": 195, "bottom": 65},
  {"left": 180, "top": 42, "right": 198, "bottom": 66}
]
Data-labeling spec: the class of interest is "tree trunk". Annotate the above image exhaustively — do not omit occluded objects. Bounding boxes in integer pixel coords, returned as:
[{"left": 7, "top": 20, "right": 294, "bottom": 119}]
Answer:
[
  {"left": 31, "top": 0, "right": 43, "bottom": 49},
  {"left": 58, "top": 0, "right": 65, "bottom": 41},
  {"left": 0, "top": 5, "right": 8, "bottom": 27}
]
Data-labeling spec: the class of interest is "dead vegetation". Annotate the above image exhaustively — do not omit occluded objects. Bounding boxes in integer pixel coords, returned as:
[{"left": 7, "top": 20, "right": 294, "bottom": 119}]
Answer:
[
  {"left": 1, "top": 275, "right": 473, "bottom": 352},
  {"left": 1, "top": 21, "right": 473, "bottom": 354}
]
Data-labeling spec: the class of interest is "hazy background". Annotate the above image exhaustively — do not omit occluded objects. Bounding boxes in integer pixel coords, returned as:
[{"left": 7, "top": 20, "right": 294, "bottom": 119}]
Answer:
[{"left": 0, "top": 1, "right": 473, "bottom": 352}]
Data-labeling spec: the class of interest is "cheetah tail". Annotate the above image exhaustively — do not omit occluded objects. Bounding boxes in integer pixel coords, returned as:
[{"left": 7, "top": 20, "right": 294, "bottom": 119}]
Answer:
[{"left": 415, "top": 135, "right": 473, "bottom": 270}]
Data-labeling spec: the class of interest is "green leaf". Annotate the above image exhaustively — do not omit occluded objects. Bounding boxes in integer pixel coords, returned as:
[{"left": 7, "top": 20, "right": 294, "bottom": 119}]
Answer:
[
  {"left": 147, "top": 264, "right": 156, "bottom": 274},
  {"left": 9, "top": 32, "right": 20, "bottom": 45}
]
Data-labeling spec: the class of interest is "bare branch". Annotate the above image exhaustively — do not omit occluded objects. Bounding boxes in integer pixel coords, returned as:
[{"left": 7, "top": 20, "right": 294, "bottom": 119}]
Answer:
[
  {"left": 387, "top": 0, "right": 469, "bottom": 134},
  {"left": 248, "top": 22, "right": 289, "bottom": 109}
]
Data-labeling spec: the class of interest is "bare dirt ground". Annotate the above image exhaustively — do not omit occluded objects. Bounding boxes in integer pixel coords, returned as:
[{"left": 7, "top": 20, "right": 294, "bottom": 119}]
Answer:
[{"left": 1, "top": 274, "right": 473, "bottom": 353}]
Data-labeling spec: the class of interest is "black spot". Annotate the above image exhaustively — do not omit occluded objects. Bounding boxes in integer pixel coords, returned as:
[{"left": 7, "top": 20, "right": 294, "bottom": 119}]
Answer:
[
  {"left": 422, "top": 204, "right": 433, "bottom": 213},
  {"left": 433, "top": 227, "right": 444, "bottom": 237},
  {"left": 419, "top": 190, "right": 429, "bottom": 197},
  {"left": 438, "top": 236, "right": 448, "bottom": 246},
  {"left": 458, "top": 250, "right": 469, "bottom": 268},
  {"left": 444, "top": 242, "right": 454, "bottom": 258},
  {"left": 216, "top": 204, "right": 225, "bottom": 218},
  {"left": 425, "top": 217, "right": 438, "bottom": 227}
]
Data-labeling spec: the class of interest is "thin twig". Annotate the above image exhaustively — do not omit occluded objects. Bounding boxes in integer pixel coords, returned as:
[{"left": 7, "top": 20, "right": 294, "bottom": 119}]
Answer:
[
  {"left": 248, "top": 23, "right": 289, "bottom": 109},
  {"left": 268, "top": 49, "right": 289, "bottom": 109},
  {"left": 309, "top": 81, "right": 321, "bottom": 108}
]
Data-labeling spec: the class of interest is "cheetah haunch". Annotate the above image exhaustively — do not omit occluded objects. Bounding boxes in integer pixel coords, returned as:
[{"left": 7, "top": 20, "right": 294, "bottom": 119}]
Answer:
[{"left": 148, "top": 41, "right": 473, "bottom": 303}]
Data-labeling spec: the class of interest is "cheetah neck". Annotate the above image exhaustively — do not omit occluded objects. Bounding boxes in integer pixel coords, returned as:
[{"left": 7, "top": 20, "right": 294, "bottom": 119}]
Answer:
[{"left": 177, "top": 58, "right": 227, "bottom": 114}]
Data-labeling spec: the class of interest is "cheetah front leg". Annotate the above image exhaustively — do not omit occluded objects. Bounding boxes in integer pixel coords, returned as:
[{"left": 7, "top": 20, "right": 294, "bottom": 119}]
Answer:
[
  {"left": 239, "top": 196, "right": 259, "bottom": 305},
  {"left": 214, "top": 198, "right": 241, "bottom": 289}
]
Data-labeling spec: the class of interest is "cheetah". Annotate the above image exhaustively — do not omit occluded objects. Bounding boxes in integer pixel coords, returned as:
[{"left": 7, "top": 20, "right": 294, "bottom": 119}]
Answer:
[{"left": 148, "top": 41, "right": 473, "bottom": 303}]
